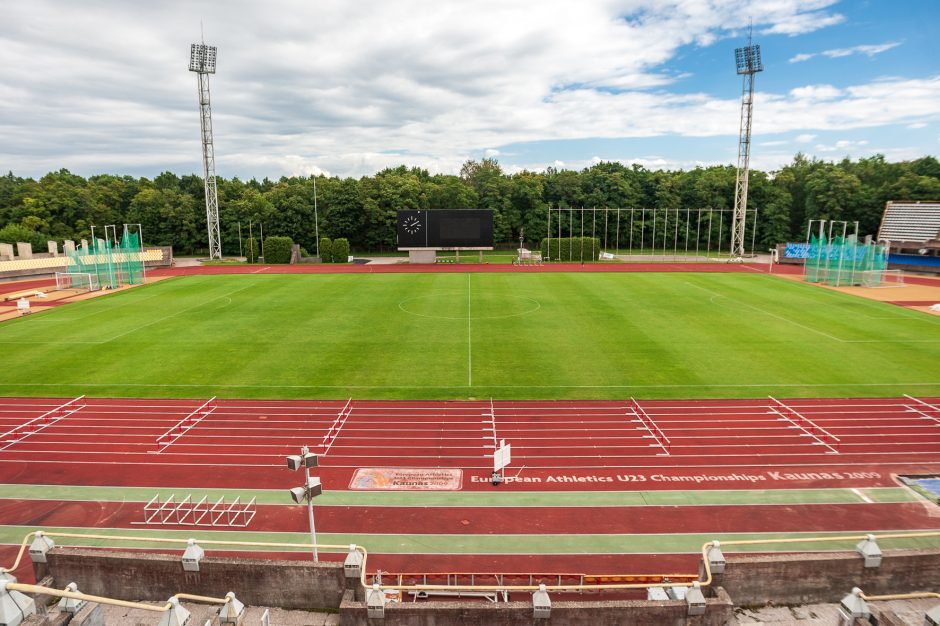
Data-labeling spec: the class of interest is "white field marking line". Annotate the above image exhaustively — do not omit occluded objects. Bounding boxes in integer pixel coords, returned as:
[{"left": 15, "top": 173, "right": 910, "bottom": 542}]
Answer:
[
  {"left": 1, "top": 451, "right": 938, "bottom": 468},
  {"left": 851, "top": 488, "right": 874, "bottom": 503},
  {"left": 467, "top": 273, "right": 472, "bottom": 387},
  {"left": 903, "top": 394, "right": 940, "bottom": 425},
  {"left": 99, "top": 283, "right": 258, "bottom": 344},
  {"left": 685, "top": 281, "right": 847, "bottom": 342},
  {"left": 8, "top": 382, "right": 940, "bottom": 390},
  {"left": 250, "top": 266, "right": 271, "bottom": 274},
  {"left": 905, "top": 405, "right": 940, "bottom": 426},
  {"left": 486, "top": 398, "right": 498, "bottom": 448},
  {"left": 0, "top": 396, "right": 85, "bottom": 451},
  {"left": 768, "top": 396, "right": 841, "bottom": 452},
  {"left": 628, "top": 398, "right": 670, "bottom": 456},
  {"left": 19, "top": 438, "right": 926, "bottom": 454},
  {"left": 321, "top": 397, "right": 354, "bottom": 455},
  {"left": 25, "top": 286, "right": 174, "bottom": 323},
  {"left": 0, "top": 482, "right": 909, "bottom": 496},
  {"left": 152, "top": 398, "right": 217, "bottom": 454}
]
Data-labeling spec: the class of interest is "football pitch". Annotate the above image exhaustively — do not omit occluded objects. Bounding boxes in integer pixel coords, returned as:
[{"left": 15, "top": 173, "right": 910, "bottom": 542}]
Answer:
[{"left": 0, "top": 271, "right": 938, "bottom": 400}]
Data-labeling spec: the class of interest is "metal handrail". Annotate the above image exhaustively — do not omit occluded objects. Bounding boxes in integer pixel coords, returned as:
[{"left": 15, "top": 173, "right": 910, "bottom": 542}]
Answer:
[{"left": 3, "top": 529, "right": 940, "bottom": 595}]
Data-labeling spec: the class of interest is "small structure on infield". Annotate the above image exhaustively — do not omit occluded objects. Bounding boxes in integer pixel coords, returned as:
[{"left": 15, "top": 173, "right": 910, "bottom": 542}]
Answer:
[
  {"left": 492, "top": 439, "right": 511, "bottom": 485},
  {"left": 138, "top": 493, "right": 256, "bottom": 528}
]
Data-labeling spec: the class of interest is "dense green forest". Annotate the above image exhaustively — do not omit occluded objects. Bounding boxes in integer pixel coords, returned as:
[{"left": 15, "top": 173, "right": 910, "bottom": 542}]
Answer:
[{"left": 1, "top": 154, "right": 938, "bottom": 256}]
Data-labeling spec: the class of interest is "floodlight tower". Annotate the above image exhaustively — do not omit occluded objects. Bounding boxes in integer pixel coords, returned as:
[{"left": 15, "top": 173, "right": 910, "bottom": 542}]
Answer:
[
  {"left": 189, "top": 41, "right": 223, "bottom": 260},
  {"left": 730, "top": 32, "right": 763, "bottom": 260}
]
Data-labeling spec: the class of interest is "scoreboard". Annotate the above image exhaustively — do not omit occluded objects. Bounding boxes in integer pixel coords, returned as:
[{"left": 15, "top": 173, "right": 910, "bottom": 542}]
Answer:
[{"left": 397, "top": 210, "right": 494, "bottom": 250}]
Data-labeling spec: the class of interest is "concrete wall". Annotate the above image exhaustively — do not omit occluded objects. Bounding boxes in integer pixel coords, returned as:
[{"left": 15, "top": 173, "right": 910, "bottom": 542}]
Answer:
[
  {"left": 40, "top": 547, "right": 940, "bottom": 624},
  {"left": 44, "top": 548, "right": 347, "bottom": 611},
  {"left": 711, "top": 549, "right": 940, "bottom": 606},
  {"left": 339, "top": 588, "right": 734, "bottom": 626}
]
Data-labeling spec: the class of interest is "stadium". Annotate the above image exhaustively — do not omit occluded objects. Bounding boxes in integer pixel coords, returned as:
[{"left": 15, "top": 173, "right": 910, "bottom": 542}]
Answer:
[{"left": 1, "top": 4, "right": 940, "bottom": 626}]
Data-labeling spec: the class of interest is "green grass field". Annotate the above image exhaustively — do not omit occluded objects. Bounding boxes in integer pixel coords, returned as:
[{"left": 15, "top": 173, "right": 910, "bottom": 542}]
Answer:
[{"left": 1, "top": 272, "right": 938, "bottom": 400}]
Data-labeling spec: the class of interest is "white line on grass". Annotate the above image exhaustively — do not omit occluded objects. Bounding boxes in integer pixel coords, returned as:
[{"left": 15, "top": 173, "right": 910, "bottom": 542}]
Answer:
[
  {"left": 99, "top": 283, "right": 257, "bottom": 344},
  {"left": 851, "top": 488, "right": 874, "bottom": 503},
  {"left": 5, "top": 382, "right": 939, "bottom": 390},
  {"left": 468, "top": 273, "right": 472, "bottom": 387},
  {"left": 685, "top": 281, "right": 848, "bottom": 342}
]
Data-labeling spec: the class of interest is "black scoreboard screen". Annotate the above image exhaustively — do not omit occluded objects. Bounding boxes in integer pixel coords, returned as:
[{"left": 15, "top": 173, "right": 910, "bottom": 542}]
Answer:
[{"left": 397, "top": 210, "right": 494, "bottom": 249}]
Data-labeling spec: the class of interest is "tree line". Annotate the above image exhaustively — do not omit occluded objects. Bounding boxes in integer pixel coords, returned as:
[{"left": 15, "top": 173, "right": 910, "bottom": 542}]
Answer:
[{"left": 0, "top": 154, "right": 938, "bottom": 256}]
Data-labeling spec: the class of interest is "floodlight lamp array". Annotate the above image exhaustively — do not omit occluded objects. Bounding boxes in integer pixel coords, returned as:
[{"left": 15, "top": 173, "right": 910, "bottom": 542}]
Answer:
[
  {"left": 734, "top": 44, "right": 763, "bottom": 74},
  {"left": 189, "top": 43, "right": 217, "bottom": 73}
]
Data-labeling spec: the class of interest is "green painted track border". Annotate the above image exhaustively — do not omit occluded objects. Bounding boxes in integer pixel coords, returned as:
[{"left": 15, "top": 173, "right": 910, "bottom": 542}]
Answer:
[{"left": 0, "top": 484, "right": 920, "bottom": 507}]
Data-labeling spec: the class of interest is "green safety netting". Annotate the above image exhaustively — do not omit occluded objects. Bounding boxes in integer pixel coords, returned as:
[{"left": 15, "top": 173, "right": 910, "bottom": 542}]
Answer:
[
  {"left": 66, "top": 227, "right": 144, "bottom": 290},
  {"left": 804, "top": 233, "right": 887, "bottom": 286}
]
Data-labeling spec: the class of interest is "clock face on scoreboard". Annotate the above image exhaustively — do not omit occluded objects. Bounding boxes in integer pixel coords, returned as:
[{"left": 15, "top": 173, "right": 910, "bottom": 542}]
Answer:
[{"left": 403, "top": 215, "right": 422, "bottom": 234}]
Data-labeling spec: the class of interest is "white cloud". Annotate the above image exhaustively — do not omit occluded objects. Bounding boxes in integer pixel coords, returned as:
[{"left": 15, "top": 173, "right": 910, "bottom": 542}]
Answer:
[
  {"left": 789, "top": 41, "right": 901, "bottom": 63},
  {"left": 907, "top": 122, "right": 927, "bottom": 129},
  {"left": 795, "top": 134, "right": 817, "bottom": 143},
  {"left": 824, "top": 42, "right": 901, "bottom": 58},
  {"left": 789, "top": 53, "right": 815, "bottom": 64},
  {"left": 0, "top": 0, "right": 929, "bottom": 179},
  {"left": 815, "top": 139, "right": 869, "bottom": 152},
  {"left": 789, "top": 85, "right": 843, "bottom": 101},
  {"left": 762, "top": 10, "right": 844, "bottom": 36}
]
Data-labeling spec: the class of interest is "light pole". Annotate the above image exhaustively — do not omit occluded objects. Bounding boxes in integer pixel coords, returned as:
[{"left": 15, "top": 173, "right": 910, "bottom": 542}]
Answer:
[{"left": 286, "top": 445, "right": 322, "bottom": 561}]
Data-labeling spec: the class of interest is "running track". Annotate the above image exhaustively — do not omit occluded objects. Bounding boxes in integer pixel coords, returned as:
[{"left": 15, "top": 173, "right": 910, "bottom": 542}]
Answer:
[{"left": 0, "top": 394, "right": 938, "bottom": 582}]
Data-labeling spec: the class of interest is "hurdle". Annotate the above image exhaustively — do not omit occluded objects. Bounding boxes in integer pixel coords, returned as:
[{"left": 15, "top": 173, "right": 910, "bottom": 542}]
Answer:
[
  {"left": 320, "top": 397, "right": 353, "bottom": 455},
  {"left": 768, "top": 396, "right": 840, "bottom": 454},
  {"left": 136, "top": 493, "right": 256, "bottom": 528},
  {"left": 153, "top": 397, "right": 217, "bottom": 453},
  {"left": 629, "top": 398, "right": 671, "bottom": 455},
  {"left": 0, "top": 395, "right": 86, "bottom": 450}
]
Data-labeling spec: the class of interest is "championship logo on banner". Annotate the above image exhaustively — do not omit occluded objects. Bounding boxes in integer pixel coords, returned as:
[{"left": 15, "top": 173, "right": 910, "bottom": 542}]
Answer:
[{"left": 349, "top": 468, "right": 463, "bottom": 491}]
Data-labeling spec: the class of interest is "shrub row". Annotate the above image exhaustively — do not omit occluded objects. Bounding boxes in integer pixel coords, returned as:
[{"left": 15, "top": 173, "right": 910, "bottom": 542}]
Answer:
[
  {"left": 318, "top": 237, "right": 350, "bottom": 263},
  {"left": 263, "top": 236, "right": 294, "bottom": 264},
  {"left": 539, "top": 237, "right": 601, "bottom": 262}
]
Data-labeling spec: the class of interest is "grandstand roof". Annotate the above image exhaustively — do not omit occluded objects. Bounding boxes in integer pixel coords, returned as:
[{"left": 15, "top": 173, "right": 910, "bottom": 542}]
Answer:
[{"left": 878, "top": 201, "right": 940, "bottom": 243}]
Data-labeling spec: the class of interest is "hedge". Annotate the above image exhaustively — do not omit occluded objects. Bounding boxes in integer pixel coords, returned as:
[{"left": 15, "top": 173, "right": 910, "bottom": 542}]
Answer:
[
  {"left": 539, "top": 237, "right": 601, "bottom": 262},
  {"left": 319, "top": 237, "right": 333, "bottom": 263},
  {"left": 244, "top": 237, "right": 259, "bottom": 263},
  {"left": 263, "top": 236, "right": 293, "bottom": 264},
  {"left": 332, "top": 238, "right": 350, "bottom": 263}
]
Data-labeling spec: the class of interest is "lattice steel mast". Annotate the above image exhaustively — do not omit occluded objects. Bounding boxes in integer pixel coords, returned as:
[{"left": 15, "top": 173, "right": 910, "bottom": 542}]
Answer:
[
  {"left": 730, "top": 31, "right": 763, "bottom": 260},
  {"left": 189, "top": 41, "right": 222, "bottom": 260}
]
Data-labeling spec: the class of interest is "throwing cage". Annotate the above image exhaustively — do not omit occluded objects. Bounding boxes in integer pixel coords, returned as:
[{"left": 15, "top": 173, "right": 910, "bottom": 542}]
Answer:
[
  {"left": 67, "top": 224, "right": 145, "bottom": 290},
  {"left": 803, "top": 220, "right": 889, "bottom": 287}
]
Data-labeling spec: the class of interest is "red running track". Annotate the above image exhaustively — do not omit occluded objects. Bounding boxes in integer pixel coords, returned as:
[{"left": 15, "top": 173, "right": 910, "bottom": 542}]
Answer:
[
  {"left": 0, "top": 396, "right": 938, "bottom": 490},
  {"left": 1, "top": 498, "right": 937, "bottom": 536}
]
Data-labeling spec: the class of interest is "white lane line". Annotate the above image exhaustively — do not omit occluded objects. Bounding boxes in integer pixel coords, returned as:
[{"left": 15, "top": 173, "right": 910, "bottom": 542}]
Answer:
[{"left": 852, "top": 488, "right": 874, "bottom": 503}]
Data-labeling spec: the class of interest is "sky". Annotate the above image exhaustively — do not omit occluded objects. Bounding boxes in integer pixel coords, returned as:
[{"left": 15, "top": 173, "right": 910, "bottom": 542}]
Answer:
[{"left": 0, "top": 0, "right": 937, "bottom": 180}]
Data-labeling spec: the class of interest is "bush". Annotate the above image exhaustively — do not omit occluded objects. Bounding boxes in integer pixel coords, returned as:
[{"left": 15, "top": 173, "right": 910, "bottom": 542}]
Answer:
[
  {"left": 539, "top": 237, "right": 601, "bottom": 262},
  {"left": 0, "top": 223, "right": 44, "bottom": 250},
  {"left": 244, "top": 237, "right": 259, "bottom": 263},
  {"left": 332, "top": 238, "right": 350, "bottom": 263},
  {"left": 319, "top": 237, "right": 333, "bottom": 263},
  {"left": 263, "top": 236, "right": 293, "bottom": 264}
]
